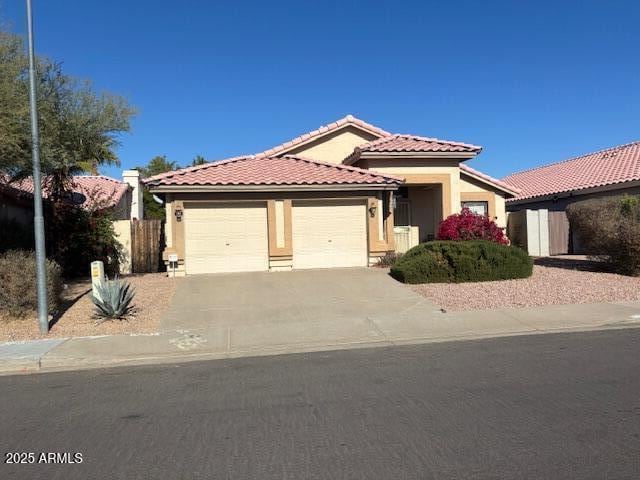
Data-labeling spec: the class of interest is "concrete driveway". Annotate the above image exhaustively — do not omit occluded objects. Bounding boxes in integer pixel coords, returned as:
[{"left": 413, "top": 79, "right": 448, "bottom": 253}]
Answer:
[{"left": 160, "top": 268, "right": 443, "bottom": 351}]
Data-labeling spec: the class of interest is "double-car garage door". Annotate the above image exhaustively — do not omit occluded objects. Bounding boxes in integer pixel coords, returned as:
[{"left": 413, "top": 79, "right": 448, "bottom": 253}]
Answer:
[{"left": 184, "top": 200, "right": 367, "bottom": 274}]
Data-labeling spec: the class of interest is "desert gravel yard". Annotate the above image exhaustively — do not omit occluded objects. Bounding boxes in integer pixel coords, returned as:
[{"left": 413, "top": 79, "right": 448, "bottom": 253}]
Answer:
[
  {"left": 0, "top": 273, "right": 180, "bottom": 342},
  {"left": 411, "top": 263, "right": 640, "bottom": 312}
]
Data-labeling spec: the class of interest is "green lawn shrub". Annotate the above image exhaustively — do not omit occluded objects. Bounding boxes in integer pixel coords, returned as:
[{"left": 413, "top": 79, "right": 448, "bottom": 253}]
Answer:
[{"left": 389, "top": 240, "right": 533, "bottom": 284}]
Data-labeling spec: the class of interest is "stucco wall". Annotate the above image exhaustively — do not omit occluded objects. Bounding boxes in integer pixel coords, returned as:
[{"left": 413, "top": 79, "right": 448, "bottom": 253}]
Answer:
[
  {"left": 164, "top": 195, "right": 173, "bottom": 249},
  {"left": 365, "top": 158, "right": 461, "bottom": 219},
  {"left": 288, "top": 126, "right": 378, "bottom": 164},
  {"left": 113, "top": 220, "right": 132, "bottom": 274},
  {"left": 494, "top": 195, "right": 506, "bottom": 227}
]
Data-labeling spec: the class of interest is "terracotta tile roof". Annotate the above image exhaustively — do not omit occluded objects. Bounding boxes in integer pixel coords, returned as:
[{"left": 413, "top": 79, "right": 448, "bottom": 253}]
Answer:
[
  {"left": 503, "top": 141, "right": 640, "bottom": 201},
  {"left": 459, "top": 164, "right": 520, "bottom": 195},
  {"left": 71, "top": 176, "right": 130, "bottom": 209},
  {"left": 145, "top": 155, "right": 403, "bottom": 188},
  {"left": 255, "top": 114, "right": 391, "bottom": 158},
  {"left": 1, "top": 175, "right": 129, "bottom": 210},
  {"left": 143, "top": 116, "right": 510, "bottom": 197},
  {"left": 0, "top": 175, "right": 34, "bottom": 200},
  {"left": 351, "top": 134, "right": 482, "bottom": 155}
]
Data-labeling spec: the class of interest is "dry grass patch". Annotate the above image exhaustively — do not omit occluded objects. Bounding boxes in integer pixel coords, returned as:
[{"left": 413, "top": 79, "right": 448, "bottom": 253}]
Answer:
[
  {"left": 411, "top": 265, "right": 640, "bottom": 312},
  {"left": 0, "top": 273, "right": 181, "bottom": 342}
]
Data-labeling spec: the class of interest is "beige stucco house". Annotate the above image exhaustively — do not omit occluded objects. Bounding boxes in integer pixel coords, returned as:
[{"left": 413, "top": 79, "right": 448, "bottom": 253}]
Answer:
[{"left": 145, "top": 115, "right": 518, "bottom": 275}]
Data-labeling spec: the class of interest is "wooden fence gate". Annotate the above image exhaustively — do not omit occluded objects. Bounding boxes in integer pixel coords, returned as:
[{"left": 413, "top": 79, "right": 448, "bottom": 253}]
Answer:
[
  {"left": 131, "top": 219, "right": 163, "bottom": 273},
  {"left": 548, "top": 211, "right": 570, "bottom": 255}
]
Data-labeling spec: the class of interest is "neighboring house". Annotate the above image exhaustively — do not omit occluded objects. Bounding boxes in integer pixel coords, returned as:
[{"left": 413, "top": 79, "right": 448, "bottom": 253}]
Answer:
[
  {"left": 503, "top": 141, "right": 640, "bottom": 254},
  {"left": 1, "top": 171, "right": 144, "bottom": 273},
  {"left": 1, "top": 171, "right": 143, "bottom": 221},
  {"left": 145, "top": 115, "right": 518, "bottom": 275},
  {"left": 0, "top": 179, "right": 34, "bottom": 227}
]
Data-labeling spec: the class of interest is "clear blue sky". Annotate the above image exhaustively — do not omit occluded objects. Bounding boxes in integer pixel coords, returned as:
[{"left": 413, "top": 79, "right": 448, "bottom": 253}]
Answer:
[{"left": 3, "top": 0, "right": 639, "bottom": 180}]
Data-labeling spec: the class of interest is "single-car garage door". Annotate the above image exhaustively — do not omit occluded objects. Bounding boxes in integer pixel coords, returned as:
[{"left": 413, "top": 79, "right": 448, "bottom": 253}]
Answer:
[
  {"left": 292, "top": 200, "right": 368, "bottom": 269},
  {"left": 184, "top": 202, "right": 269, "bottom": 274}
]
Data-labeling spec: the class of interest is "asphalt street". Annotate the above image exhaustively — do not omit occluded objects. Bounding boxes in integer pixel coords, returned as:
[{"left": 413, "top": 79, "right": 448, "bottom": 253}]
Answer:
[{"left": 2, "top": 329, "right": 640, "bottom": 479}]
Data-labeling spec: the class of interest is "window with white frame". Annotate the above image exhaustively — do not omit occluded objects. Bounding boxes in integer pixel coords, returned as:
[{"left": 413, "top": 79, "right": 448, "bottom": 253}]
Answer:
[{"left": 461, "top": 201, "right": 488, "bottom": 216}]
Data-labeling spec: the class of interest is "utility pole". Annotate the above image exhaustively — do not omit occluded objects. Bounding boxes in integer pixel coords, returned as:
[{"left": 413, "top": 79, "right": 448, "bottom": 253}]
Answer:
[{"left": 26, "top": 0, "right": 49, "bottom": 334}]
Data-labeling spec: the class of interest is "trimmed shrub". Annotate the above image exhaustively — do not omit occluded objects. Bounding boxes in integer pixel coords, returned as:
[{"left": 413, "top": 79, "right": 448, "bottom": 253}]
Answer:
[
  {"left": 437, "top": 208, "right": 508, "bottom": 244},
  {"left": 566, "top": 194, "right": 640, "bottom": 276},
  {"left": 390, "top": 240, "right": 533, "bottom": 284},
  {"left": 0, "top": 250, "right": 63, "bottom": 317}
]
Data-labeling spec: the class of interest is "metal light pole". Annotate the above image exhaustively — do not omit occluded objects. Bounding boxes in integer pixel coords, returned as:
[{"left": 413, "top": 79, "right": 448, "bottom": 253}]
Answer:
[{"left": 26, "top": 0, "right": 49, "bottom": 334}]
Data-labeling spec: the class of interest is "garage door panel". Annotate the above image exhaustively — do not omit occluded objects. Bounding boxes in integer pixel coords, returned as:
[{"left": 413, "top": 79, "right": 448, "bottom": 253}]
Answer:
[
  {"left": 185, "top": 203, "right": 268, "bottom": 274},
  {"left": 292, "top": 201, "right": 367, "bottom": 269}
]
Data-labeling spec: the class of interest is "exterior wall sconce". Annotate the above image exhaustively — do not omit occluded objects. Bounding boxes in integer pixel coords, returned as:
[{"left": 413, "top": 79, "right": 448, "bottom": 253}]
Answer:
[
  {"left": 368, "top": 205, "right": 377, "bottom": 217},
  {"left": 175, "top": 206, "right": 183, "bottom": 222}
]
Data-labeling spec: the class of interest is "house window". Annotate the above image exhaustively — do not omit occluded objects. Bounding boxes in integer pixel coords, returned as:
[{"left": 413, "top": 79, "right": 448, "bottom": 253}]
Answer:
[{"left": 461, "top": 201, "right": 489, "bottom": 216}]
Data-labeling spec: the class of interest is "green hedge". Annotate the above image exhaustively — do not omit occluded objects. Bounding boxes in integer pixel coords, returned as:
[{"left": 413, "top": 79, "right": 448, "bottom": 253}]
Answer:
[{"left": 389, "top": 240, "right": 533, "bottom": 284}]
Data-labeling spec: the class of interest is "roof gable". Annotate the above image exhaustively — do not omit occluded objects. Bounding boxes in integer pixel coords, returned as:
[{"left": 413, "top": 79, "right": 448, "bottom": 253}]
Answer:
[
  {"left": 503, "top": 141, "right": 640, "bottom": 201},
  {"left": 256, "top": 115, "right": 390, "bottom": 159}
]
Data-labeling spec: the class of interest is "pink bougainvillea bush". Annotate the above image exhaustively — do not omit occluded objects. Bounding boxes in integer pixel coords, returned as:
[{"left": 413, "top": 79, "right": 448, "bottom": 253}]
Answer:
[{"left": 436, "top": 208, "right": 508, "bottom": 244}]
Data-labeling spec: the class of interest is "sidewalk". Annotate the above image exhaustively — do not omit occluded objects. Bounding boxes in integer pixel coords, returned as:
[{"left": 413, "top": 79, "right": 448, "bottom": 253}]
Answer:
[{"left": 2, "top": 301, "right": 640, "bottom": 375}]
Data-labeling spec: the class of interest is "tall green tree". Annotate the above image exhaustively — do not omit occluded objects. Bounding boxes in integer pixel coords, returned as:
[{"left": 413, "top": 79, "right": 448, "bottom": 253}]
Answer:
[
  {"left": 0, "top": 29, "right": 135, "bottom": 199},
  {"left": 134, "top": 155, "right": 178, "bottom": 220},
  {"left": 135, "top": 155, "right": 177, "bottom": 179},
  {"left": 191, "top": 155, "right": 207, "bottom": 166}
]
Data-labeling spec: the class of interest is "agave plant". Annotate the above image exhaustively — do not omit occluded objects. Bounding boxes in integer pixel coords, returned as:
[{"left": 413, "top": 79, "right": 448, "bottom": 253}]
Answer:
[{"left": 91, "top": 276, "right": 136, "bottom": 322}]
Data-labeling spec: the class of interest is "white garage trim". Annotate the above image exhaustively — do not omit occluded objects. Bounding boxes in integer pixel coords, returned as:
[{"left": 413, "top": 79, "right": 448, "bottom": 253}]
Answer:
[
  {"left": 292, "top": 200, "right": 368, "bottom": 269},
  {"left": 184, "top": 202, "right": 269, "bottom": 274}
]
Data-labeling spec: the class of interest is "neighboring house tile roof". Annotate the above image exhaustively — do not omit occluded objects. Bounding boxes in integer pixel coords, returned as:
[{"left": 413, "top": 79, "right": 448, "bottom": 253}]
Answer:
[
  {"left": 0, "top": 176, "right": 34, "bottom": 200},
  {"left": 145, "top": 155, "right": 403, "bottom": 188},
  {"left": 255, "top": 114, "right": 391, "bottom": 158},
  {"left": 459, "top": 164, "right": 520, "bottom": 195},
  {"left": 1, "top": 175, "right": 129, "bottom": 210},
  {"left": 350, "top": 134, "right": 482, "bottom": 155},
  {"left": 503, "top": 141, "right": 640, "bottom": 201}
]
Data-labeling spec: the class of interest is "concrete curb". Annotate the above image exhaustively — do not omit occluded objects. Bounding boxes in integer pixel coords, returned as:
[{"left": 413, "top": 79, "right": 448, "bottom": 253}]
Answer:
[{"left": 2, "top": 321, "right": 639, "bottom": 377}]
